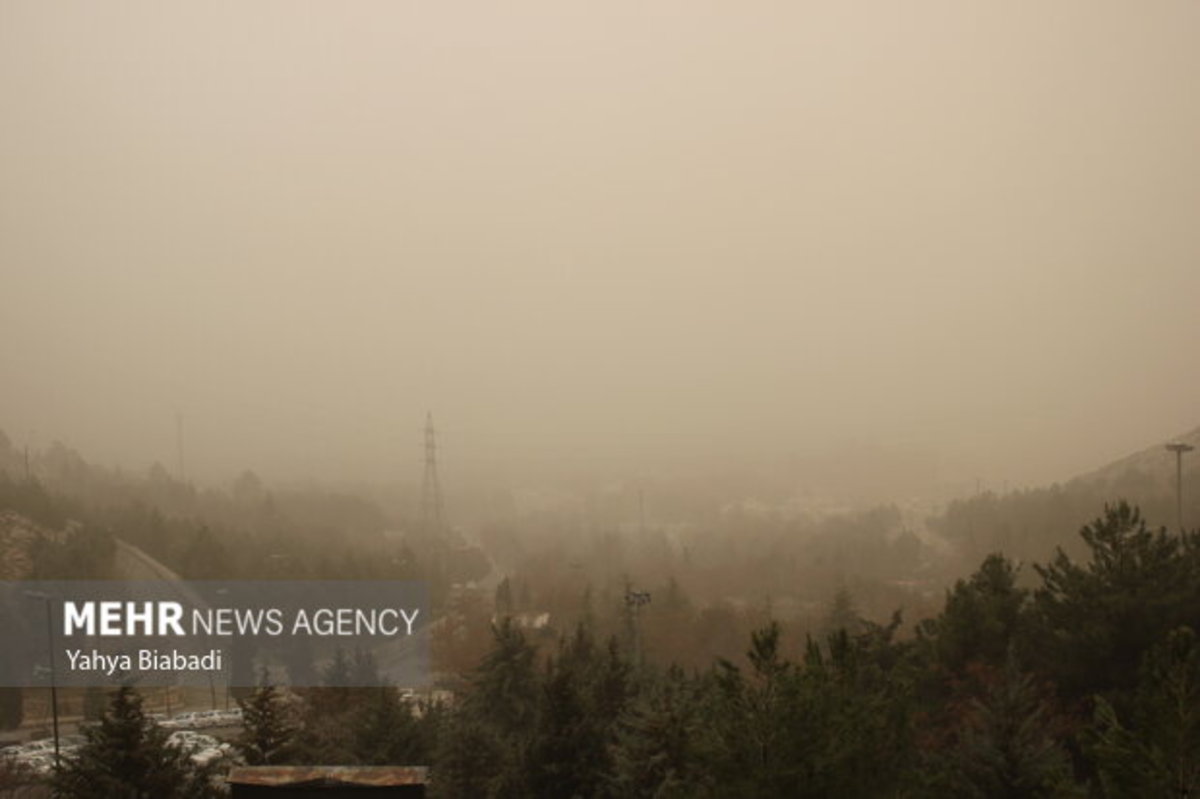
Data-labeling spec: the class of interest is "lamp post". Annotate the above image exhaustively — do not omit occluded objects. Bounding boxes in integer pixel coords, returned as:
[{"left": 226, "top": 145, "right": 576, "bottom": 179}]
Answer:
[
  {"left": 23, "top": 590, "right": 60, "bottom": 770},
  {"left": 624, "top": 586, "right": 651, "bottom": 668},
  {"left": 1166, "top": 442, "right": 1194, "bottom": 532}
]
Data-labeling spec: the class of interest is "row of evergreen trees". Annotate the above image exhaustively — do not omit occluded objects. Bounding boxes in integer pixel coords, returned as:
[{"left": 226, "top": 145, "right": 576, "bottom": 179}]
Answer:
[
  {"left": 22, "top": 670, "right": 439, "bottom": 797},
  {"left": 432, "top": 501, "right": 1200, "bottom": 796},
  {"left": 15, "top": 500, "right": 1200, "bottom": 796}
]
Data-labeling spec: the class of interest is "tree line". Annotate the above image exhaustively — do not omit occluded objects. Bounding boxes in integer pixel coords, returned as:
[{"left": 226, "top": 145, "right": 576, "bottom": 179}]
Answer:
[
  {"left": 10, "top": 501, "right": 1200, "bottom": 796},
  {"left": 430, "top": 501, "right": 1200, "bottom": 796}
]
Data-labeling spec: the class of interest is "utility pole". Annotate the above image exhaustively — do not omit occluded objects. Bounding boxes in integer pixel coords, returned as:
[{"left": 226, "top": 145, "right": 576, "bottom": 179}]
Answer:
[
  {"left": 1166, "top": 442, "right": 1194, "bottom": 532},
  {"left": 24, "top": 591, "right": 59, "bottom": 770},
  {"left": 421, "top": 412, "right": 444, "bottom": 532},
  {"left": 624, "top": 584, "right": 651, "bottom": 668}
]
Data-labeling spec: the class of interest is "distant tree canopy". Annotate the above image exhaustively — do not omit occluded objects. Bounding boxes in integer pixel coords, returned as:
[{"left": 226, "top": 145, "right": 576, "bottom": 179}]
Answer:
[
  {"left": 931, "top": 465, "right": 1197, "bottom": 568},
  {"left": 0, "top": 439, "right": 485, "bottom": 602}
]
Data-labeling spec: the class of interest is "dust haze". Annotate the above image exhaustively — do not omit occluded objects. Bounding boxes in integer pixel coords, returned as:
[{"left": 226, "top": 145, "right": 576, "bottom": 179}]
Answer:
[{"left": 4, "top": 1, "right": 1200, "bottom": 503}]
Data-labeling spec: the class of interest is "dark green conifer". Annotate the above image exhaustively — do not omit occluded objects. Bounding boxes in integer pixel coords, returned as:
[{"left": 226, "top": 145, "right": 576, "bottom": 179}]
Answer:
[{"left": 54, "top": 685, "right": 220, "bottom": 799}]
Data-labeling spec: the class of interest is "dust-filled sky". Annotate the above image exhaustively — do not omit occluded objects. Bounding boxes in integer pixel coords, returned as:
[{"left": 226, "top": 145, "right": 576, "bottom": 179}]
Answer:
[{"left": 2, "top": 2, "right": 1199, "bottom": 496}]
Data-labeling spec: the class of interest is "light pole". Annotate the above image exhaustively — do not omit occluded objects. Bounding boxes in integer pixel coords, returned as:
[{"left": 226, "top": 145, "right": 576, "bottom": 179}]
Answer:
[
  {"left": 624, "top": 586, "right": 651, "bottom": 668},
  {"left": 23, "top": 590, "right": 60, "bottom": 770},
  {"left": 1166, "top": 442, "right": 1194, "bottom": 532}
]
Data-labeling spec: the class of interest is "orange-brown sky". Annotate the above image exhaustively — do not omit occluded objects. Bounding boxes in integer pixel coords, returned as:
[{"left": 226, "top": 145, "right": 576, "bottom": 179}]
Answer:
[{"left": 2, "top": 2, "right": 1199, "bottom": 494}]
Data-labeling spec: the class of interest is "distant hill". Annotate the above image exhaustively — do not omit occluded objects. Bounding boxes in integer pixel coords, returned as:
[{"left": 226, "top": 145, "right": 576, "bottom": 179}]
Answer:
[
  {"left": 930, "top": 425, "right": 1200, "bottom": 570},
  {"left": 1070, "top": 425, "right": 1200, "bottom": 490}
]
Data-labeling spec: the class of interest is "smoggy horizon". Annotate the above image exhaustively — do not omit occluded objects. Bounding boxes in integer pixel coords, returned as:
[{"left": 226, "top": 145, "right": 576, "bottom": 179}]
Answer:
[{"left": 4, "top": 2, "right": 1199, "bottom": 500}]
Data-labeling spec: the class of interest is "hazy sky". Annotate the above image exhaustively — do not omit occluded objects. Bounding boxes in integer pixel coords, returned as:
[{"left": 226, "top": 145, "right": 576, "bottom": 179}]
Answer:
[{"left": 3, "top": 2, "right": 1199, "bottom": 494}]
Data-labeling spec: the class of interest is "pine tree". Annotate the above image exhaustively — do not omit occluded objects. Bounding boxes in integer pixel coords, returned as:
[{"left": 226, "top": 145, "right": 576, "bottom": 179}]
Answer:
[
  {"left": 1032, "top": 502, "right": 1197, "bottom": 706},
  {"left": 527, "top": 625, "right": 630, "bottom": 798},
  {"left": 431, "top": 712, "right": 512, "bottom": 798},
  {"left": 706, "top": 621, "right": 801, "bottom": 797},
  {"left": 431, "top": 620, "right": 539, "bottom": 796},
  {"left": 610, "top": 666, "right": 713, "bottom": 798},
  {"left": 1088, "top": 626, "right": 1200, "bottom": 797},
  {"left": 53, "top": 685, "right": 221, "bottom": 799},
  {"left": 352, "top": 686, "right": 428, "bottom": 765},
  {"left": 466, "top": 618, "right": 538, "bottom": 731},
  {"left": 919, "top": 553, "right": 1028, "bottom": 676},
  {"left": 237, "top": 671, "right": 299, "bottom": 765},
  {"left": 705, "top": 619, "right": 916, "bottom": 797},
  {"left": 924, "top": 653, "right": 1081, "bottom": 799},
  {"left": 823, "top": 587, "right": 863, "bottom": 635}
]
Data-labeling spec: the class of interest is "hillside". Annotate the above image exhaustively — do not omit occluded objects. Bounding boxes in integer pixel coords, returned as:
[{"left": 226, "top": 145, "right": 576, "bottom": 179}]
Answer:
[
  {"left": 1071, "top": 425, "right": 1200, "bottom": 491},
  {"left": 931, "top": 425, "right": 1200, "bottom": 569}
]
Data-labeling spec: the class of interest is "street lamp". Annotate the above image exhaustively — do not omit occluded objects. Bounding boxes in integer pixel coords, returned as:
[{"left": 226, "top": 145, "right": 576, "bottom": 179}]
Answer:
[
  {"left": 624, "top": 587, "right": 651, "bottom": 668},
  {"left": 22, "top": 590, "right": 60, "bottom": 769},
  {"left": 1165, "top": 442, "right": 1194, "bottom": 532}
]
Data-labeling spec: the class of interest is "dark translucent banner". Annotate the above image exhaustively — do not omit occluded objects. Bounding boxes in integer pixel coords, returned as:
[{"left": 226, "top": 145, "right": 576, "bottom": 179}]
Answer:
[{"left": 0, "top": 581, "right": 429, "bottom": 688}]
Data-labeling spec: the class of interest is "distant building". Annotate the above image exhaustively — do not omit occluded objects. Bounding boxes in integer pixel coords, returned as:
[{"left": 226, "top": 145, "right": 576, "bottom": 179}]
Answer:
[{"left": 227, "top": 766, "right": 427, "bottom": 798}]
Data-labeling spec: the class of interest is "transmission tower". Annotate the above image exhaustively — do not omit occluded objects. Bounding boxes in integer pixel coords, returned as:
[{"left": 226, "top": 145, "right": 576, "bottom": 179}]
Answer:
[{"left": 421, "top": 412, "right": 444, "bottom": 531}]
